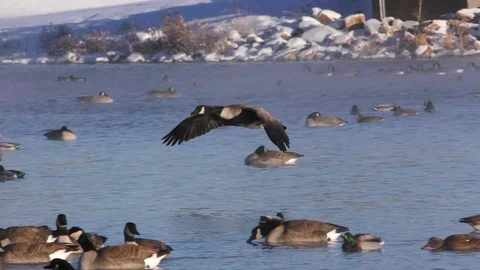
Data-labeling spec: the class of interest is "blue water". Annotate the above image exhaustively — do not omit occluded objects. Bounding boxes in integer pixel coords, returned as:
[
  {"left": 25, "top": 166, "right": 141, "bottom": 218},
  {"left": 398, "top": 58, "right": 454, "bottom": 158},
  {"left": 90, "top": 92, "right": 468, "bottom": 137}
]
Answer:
[{"left": 0, "top": 60, "right": 480, "bottom": 269}]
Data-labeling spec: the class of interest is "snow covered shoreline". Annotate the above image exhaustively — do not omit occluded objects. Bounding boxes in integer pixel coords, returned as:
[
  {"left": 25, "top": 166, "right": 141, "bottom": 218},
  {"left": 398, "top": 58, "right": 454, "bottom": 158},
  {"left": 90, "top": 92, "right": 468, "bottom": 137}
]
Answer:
[{"left": 2, "top": 6, "right": 480, "bottom": 65}]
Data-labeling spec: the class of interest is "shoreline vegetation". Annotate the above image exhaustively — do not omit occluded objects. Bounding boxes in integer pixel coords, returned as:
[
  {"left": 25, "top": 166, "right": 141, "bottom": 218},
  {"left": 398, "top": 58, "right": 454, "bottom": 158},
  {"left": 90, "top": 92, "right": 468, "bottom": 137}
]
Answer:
[{"left": 2, "top": 6, "right": 480, "bottom": 65}]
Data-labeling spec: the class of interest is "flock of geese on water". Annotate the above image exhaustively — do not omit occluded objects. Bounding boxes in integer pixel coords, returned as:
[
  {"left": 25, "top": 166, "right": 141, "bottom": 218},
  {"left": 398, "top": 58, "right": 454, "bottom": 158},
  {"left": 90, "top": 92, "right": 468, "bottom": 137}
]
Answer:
[
  {"left": 2, "top": 61, "right": 480, "bottom": 269},
  {"left": 2, "top": 212, "right": 480, "bottom": 270}
]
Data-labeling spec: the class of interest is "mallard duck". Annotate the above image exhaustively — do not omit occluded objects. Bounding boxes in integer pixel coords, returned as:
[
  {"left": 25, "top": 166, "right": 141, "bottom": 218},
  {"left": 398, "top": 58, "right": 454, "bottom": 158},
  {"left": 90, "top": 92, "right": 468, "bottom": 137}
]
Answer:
[
  {"left": 78, "top": 92, "right": 113, "bottom": 104},
  {"left": 391, "top": 106, "right": 419, "bottom": 116},
  {"left": 0, "top": 165, "right": 25, "bottom": 181},
  {"left": 342, "top": 232, "right": 384, "bottom": 252}
]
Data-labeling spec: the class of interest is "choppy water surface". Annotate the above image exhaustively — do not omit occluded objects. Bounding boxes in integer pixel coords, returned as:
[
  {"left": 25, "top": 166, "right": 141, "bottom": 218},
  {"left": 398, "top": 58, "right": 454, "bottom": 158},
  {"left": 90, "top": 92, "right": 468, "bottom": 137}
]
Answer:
[{"left": 1, "top": 59, "right": 480, "bottom": 269}]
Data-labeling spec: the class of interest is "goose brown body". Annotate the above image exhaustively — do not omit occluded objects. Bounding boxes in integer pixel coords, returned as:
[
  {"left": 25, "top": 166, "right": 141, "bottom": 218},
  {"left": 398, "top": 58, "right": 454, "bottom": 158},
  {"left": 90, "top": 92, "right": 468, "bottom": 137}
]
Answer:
[{"left": 422, "top": 234, "right": 480, "bottom": 251}]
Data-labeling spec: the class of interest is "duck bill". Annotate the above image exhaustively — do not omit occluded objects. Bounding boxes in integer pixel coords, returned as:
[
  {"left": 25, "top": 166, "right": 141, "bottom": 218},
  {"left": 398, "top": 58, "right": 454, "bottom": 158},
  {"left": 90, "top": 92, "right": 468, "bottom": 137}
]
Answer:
[{"left": 421, "top": 244, "right": 433, "bottom": 250}]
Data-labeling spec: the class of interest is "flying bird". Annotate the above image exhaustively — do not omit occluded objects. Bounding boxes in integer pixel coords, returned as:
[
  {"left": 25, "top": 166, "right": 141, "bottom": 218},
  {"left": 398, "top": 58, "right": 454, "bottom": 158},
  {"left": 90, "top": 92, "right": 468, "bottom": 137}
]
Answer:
[{"left": 162, "top": 105, "right": 290, "bottom": 152}]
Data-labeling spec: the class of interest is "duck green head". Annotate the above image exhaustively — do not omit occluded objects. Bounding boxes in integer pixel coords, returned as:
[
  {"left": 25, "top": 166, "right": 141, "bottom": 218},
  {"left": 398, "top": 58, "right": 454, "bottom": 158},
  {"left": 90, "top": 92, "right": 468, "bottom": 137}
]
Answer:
[{"left": 342, "top": 233, "right": 356, "bottom": 245}]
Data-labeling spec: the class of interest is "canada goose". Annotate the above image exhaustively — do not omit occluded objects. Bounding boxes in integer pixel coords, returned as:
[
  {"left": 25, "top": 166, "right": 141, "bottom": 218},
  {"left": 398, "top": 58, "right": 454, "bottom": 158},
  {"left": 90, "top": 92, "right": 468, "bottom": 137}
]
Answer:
[
  {"left": 372, "top": 104, "right": 394, "bottom": 112},
  {"left": 77, "top": 233, "right": 169, "bottom": 269},
  {"left": 0, "top": 142, "right": 19, "bottom": 150},
  {"left": 433, "top": 62, "right": 464, "bottom": 74},
  {"left": 0, "top": 226, "right": 54, "bottom": 247},
  {"left": 459, "top": 215, "right": 480, "bottom": 231},
  {"left": 0, "top": 242, "right": 79, "bottom": 264},
  {"left": 377, "top": 68, "right": 405, "bottom": 75},
  {"left": 44, "top": 126, "right": 77, "bottom": 141},
  {"left": 391, "top": 106, "right": 419, "bottom": 116},
  {"left": 423, "top": 101, "right": 435, "bottom": 113},
  {"left": 350, "top": 105, "right": 360, "bottom": 115},
  {"left": 303, "top": 64, "right": 312, "bottom": 73},
  {"left": 315, "top": 64, "right": 335, "bottom": 76},
  {"left": 0, "top": 231, "right": 78, "bottom": 264},
  {"left": 306, "top": 112, "right": 347, "bottom": 127},
  {"left": 473, "top": 92, "right": 480, "bottom": 97},
  {"left": 244, "top": 145, "right": 303, "bottom": 168},
  {"left": 77, "top": 92, "right": 113, "bottom": 104},
  {"left": 57, "top": 76, "right": 86, "bottom": 82},
  {"left": 162, "top": 105, "right": 290, "bottom": 152},
  {"left": 417, "top": 63, "right": 445, "bottom": 75},
  {"left": 0, "top": 165, "right": 25, "bottom": 181},
  {"left": 45, "top": 259, "right": 75, "bottom": 270},
  {"left": 357, "top": 114, "right": 384, "bottom": 123},
  {"left": 247, "top": 215, "right": 349, "bottom": 244},
  {"left": 422, "top": 235, "right": 480, "bottom": 251},
  {"left": 67, "top": 227, "right": 108, "bottom": 253},
  {"left": 148, "top": 87, "right": 181, "bottom": 98},
  {"left": 53, "top": 214, "right": 72, "bottom": 245},
  {"left": 163, "top": 75, "right": 169, "bottom": 81},
  {"left": 341, "top": 232, "right": 384, "bottom": 252},
  {"left": 124, "top": 222, "right": 173, "bottom": 257},
  {"left": 468, "top": 62, "right": 480, "bottom": 72}
]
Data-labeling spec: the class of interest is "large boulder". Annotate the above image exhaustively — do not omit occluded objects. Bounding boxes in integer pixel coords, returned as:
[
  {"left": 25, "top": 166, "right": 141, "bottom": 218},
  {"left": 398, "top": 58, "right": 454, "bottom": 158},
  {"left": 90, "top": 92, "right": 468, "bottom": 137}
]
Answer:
[
  {"left": 298, "top": 16, "right": 321, "bottom": 31},
  {"left": 456, "top": 8, "right": 480, "bottom": 21},
  {"left": 345, "top": 13, "right": 366, "bottom": 31},
  {"left": 264, "top": 37, "right": 287, "bottom": 51},
  {"left": 424, "top": 20, "right": 449, "bottom": 35},
  {"left": 301, "top": 25, "right": 339, "bottom": 43},
  {"left": 311, "top": 7, "right": 322, "bottom": 18},
  {"left": 286, "top": 37, "right": 307, "bottom": 49},
  {"left": 318, "top": 10, "right": 341, "bottom": 24},
  {"left": 246, "top": 34, "right": 264, "bottom": 44},
  {"left": 364, "top": 18, "right": 382, "bottom": 36},
  {"left": 415, "top": 45, "right": 432, "bottom": 58},
  {"left": 125, "top": 53, "right": 145, "bottom": 63},
  {"left": 228, "top": 30, "right": 243, "bottom": 42}
]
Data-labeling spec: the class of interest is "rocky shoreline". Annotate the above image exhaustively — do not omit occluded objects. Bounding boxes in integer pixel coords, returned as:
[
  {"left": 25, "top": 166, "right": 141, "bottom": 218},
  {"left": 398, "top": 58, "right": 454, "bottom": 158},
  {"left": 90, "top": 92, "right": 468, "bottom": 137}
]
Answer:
[{"left": 2, "top": 7, "right": 480, "bottom": 65}]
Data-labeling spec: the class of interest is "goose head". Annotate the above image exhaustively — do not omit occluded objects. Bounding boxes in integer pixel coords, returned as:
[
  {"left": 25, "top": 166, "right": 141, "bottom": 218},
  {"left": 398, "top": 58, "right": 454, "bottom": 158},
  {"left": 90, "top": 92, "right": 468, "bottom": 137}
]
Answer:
[
  {"left": 247, "top": 226, "right": 264, "bottom": 244},
  {"left": 56, "top": 214, "right": 68, "bottom": 228},
  {"left": 99, "top": 92, "right": 108, "bottom": 96},
  {"left": 0, "top": 165, "right": 4, "bottom": 172},
  {"left": 77, "top": 233, "right": 98, "bottom": 252},
  {"left": 44, "top": 259, "right": 75, "bottom": 270},
  {"left": 68, "top": 226, "right": 84, "bottom": 241},
  {"left": 422, "top": 237, "right": 444, "bottom": 250},
  {"left": 307, "top": 112, "right": 322, "bottom": 119},
  {"left": 168, "top": 87, "right": 175, "bottom": 92},
  {"left": 254, "top": 146, "right": 268, "bottom": 155},
  {"left": 351, "top": 105, "right": 360, "bottom": 115},
  {"left": 125, "top": 222, "right": 141, "bottom": 236},
  {"left": 391, "top": 106, "right": 401, "bottom": 112}
]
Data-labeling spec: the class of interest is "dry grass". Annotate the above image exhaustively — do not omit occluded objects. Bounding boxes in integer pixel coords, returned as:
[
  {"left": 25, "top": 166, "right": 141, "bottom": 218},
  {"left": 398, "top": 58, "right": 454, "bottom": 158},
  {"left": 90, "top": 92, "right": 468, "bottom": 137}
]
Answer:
[
  {"left": 443, "top": 32, "right": 455, "bottom": 50},
  {"left": 415, "top": 33, "right": 428, "bottom": 46}
]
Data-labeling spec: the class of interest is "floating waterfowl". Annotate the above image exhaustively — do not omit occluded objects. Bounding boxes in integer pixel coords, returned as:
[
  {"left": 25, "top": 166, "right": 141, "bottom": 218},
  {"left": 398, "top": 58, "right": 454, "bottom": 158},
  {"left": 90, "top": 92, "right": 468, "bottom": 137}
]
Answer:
[
  {"left": 306, "top": 112, "right": 347, "bottom": 127},
  {"left": 44, "top": 126, "right": 77, "bottom": 141},
  {"left": 342, "top": 232, "right": 384, "bottom": 252},
  {"left": 357, "top": 114, "right": 384, "bottom": 123},
  {"left": 148, "top": 87, "right": 181, "bottom": 98},
  {"left": 391, "top": 106, "right": 419, "bottom": 116},
  {"left": 124, "top": 222, "right": 173, "bottom": 258},
  {"left": 423, "top": 101, "right": 435, "bottom": 113},
  {"left": 0, "top": 165, "right": 25, "bottom": 181},
  {"left": 244, "top": 146, "right": 303, "bottom": 168},
  {"left": 422, "top": 234, "right": 480, "bottom": 251},
  {"left": 372, "top": 104, "right": 394, "bottom": 112},
  {"left": 0, "top": 142, "right": 19, "bottom": 150},
  {"left": 350, "top": 105, "right": 360, "bottom": 115},
  {"left": 78, "top": 92, "right": 113, "bottom": 104},
  {"left": 247, "top": 215, "right": 349, "bottom": 244}
]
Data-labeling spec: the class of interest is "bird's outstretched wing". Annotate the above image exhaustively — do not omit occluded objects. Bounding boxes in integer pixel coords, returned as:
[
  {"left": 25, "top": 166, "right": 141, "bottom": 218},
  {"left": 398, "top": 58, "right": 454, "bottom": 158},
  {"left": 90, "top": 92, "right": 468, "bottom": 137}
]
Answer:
[
  {"left": 162, "top": 114, "right": 226, "bottom": 146},
  {"left": 243, "top": 107, "right": 290, "bottom": 152}
]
